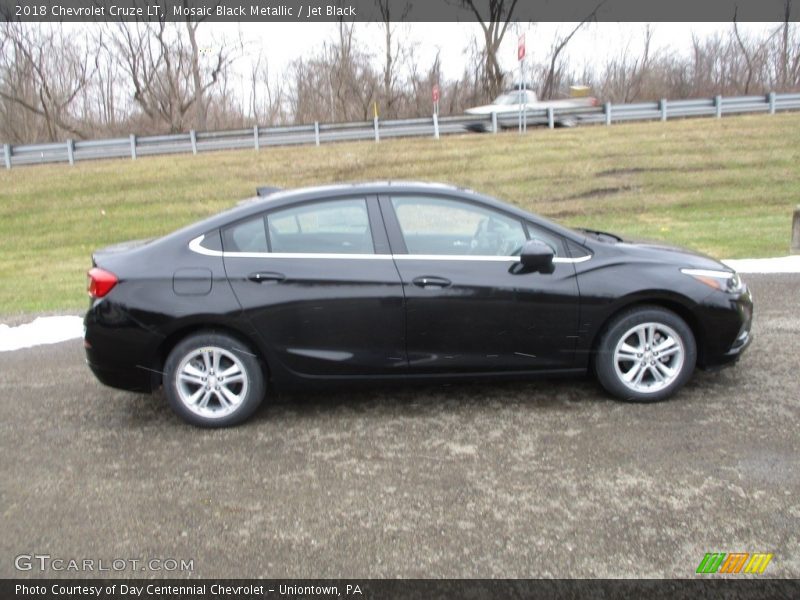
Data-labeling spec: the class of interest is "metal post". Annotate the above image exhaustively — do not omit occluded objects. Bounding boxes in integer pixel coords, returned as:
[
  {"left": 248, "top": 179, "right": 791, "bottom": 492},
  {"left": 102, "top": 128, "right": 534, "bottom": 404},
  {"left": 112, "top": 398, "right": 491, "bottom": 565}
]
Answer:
[
  {"left": 3, "top": 144, "right": 10, "bottom": 169},
  {"left": 254, "top": 125, "right": 260, "bottom": 151},
  {"left": 129, "top": 134, "right": 136, "bottom": 160},
  {"left": 660, "top": 98, "right": 667, "bottom": 122},
  {"left": 314, "top": 121, "right": 320, "bottom": 146},
  {"left": 769, "top": 92, "right": 776, "bottom": 115},
  {"left": 792, "top": 206, "right": 800, "bottom": 255},
  {"left": 491, "top": 112, "right": 498, "bottom": 134},
  {"left": 715, "top": 95, "right": 722, "bottom": 118},
  {"left": 433, "top": 113, "right": 440, "bottom": 140},
  {"left": 373, "top": 116, "right": 380, "bottom": 143},
  {"left": 190, "top": 130, "right": 197, "bottom": 155},
  {"left": 522, "top": 81, "right": 527, "bottom": 133},
  {"left": 67, "top": 139, "right": 74, "bottom": 166},
  {"left": 547, "top": 107, "right": 554, "bottom": 129},
  {"left": 605, "top": 102, "right": 612, "bottom": 126}
]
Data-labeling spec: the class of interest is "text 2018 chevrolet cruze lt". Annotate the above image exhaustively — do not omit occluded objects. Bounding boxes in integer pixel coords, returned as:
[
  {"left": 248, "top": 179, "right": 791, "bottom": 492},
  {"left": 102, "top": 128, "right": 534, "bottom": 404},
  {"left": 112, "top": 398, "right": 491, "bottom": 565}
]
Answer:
[{"left": 85, "top": 182, "right": 752, "bottom": 427}]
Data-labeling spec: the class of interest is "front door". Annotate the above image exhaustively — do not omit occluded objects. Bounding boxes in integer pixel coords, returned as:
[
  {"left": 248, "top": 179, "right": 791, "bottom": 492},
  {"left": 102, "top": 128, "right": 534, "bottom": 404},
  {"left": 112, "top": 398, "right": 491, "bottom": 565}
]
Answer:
[{"left": 381, "top": 194, "right": 580, "bottom": 373}]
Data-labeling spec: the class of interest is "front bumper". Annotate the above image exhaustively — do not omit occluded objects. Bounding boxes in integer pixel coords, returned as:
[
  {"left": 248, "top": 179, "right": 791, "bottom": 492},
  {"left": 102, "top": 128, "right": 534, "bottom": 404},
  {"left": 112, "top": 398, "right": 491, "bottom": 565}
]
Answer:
[{"left": 699, "top": 285, "right": 753, "bottom": 369}]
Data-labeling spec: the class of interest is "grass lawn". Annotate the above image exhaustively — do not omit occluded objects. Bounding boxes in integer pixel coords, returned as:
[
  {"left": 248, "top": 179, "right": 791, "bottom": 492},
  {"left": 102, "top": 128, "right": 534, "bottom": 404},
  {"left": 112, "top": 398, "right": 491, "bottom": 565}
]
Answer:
[{"left": 1, "top": 112, "right": 798, "bottom": 315}]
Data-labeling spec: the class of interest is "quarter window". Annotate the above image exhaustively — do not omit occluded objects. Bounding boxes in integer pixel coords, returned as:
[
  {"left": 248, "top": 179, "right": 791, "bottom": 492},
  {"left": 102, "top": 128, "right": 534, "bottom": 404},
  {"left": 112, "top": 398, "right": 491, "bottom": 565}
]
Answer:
[
  {"left": 525, "top": 222, "right": 563, "bottom": 256},
  {"left": 222, "top": 216, "right": 268, "bottom": 253},
  {"left": 267, "top": 198, "right": 374, "bottom": 254},
  {"left": 391, "top": 196, "right": 528, "bottom": 256}
]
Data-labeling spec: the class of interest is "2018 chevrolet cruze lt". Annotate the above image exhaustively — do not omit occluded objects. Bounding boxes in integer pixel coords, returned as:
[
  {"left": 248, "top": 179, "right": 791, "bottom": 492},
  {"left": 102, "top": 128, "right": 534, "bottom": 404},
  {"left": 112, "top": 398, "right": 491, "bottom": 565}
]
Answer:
[{"left": 85, "top": 182, "right": 752, "bottom": 427}]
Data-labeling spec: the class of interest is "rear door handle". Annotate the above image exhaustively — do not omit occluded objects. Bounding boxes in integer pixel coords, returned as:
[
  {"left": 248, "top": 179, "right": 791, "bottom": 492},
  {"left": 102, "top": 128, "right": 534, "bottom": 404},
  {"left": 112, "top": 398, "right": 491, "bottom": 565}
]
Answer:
[
  {"left": 248, "top": 272, "right": 285, "bottom": 283},
  {"left": 412, "top": 276, "right": 452, "bottom": 288}
]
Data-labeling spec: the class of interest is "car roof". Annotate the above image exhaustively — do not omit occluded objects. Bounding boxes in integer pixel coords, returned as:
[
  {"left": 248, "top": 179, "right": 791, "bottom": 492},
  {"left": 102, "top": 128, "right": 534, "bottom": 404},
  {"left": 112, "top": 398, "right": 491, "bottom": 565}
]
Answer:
[
  {"left": 251, "top": 181, "right": 475, "bottom": 203},
  {"left": 209, "top": 181, "right": 483, "bottom": 223},
  {"left": 165, "top": 181, "right": 586, "bottom": 246}
]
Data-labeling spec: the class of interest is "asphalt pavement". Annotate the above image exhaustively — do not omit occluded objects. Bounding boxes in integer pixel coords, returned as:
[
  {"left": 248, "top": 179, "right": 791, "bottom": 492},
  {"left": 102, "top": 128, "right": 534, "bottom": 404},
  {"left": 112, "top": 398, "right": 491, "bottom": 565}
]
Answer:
[{"left": 1, "top": 274, "right": 798, "bottom": 579}]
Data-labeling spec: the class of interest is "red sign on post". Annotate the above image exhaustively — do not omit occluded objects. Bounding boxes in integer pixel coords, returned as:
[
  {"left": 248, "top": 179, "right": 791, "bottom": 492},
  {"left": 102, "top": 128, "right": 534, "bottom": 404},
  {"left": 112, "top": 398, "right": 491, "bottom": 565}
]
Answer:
[
  {"left": 432, "top": 84, "right": 440, "bottom": 103},
  {"left": 518, "top": 33, "right": 526, "bottom": 62}
]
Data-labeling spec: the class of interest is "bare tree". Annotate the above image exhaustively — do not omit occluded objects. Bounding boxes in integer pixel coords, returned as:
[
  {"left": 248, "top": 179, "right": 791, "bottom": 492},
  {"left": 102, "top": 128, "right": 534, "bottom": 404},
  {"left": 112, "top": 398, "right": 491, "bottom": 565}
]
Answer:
[
  {"left": 458, "top": 0, "right": 519, "bottom": 100},
  {"left": 90, "top": 30, "right": 125, "bottom": 133},
  {"left": 595, "top": 25, "right": 653, "bottom": 102},
  {"left": 733, "top": 9, "right": 756, "bottom": 94},
  {"left": 184, "top": 18, "right": 231, "bottom": 131},
  {"left": 249, "top": 50, "right": 287, "bottom": 126},
  {"left": 109, "top": 19, "right": 234, "bottom": 133},
  {"left": 0, "top": 23, "right": 96, "bottom": 141},
  {"left": 375, "top": 0, "right": 411, "bottom": 118},
  {"left": 775, "top": 0, "right": 800, "bottom": 90},
  {"left": 289, "top": 22, "right": 380, "bottom": 123},
  {"left": 538, "top": 3, "right": 604, "bottom": 99}
]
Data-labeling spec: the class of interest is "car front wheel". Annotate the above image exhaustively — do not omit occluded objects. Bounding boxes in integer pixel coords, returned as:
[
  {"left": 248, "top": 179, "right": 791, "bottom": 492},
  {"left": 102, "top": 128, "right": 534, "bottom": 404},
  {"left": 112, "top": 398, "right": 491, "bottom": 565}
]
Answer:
[
  {"left": 163, "top": 332, "right": 265, "bottom": 427},
  {"left": 595, "top": 306, "right": 696, "bottom": 402}
]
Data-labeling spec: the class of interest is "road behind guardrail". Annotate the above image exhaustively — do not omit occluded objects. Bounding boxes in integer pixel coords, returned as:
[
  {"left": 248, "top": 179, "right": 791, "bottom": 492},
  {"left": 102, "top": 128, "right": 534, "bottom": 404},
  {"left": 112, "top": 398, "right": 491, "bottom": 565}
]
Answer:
[{"left": 3, "top": 92, "right": 800, "bottom": 169}]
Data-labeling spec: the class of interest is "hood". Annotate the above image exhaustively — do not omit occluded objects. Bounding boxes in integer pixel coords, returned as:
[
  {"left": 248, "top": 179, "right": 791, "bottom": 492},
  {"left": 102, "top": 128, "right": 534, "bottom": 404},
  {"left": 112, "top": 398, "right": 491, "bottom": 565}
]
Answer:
[{"left": 616, "top": 239, "right": 732, "bottom": 272}]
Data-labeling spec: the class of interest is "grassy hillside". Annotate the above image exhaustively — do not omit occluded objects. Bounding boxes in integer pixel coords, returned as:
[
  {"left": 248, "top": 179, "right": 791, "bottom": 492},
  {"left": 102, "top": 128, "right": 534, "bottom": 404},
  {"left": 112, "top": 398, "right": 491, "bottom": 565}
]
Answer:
[{"left": 1, "top": 112, "right": 798, "bottom": 315}]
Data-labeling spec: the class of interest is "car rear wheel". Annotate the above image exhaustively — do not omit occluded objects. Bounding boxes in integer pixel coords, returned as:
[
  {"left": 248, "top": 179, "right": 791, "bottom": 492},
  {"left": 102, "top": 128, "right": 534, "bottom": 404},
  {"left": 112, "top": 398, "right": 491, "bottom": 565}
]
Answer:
[
  {"left": 163, "top": 332, "right": 265, "bottom": 427},
  {"left": 595, "top": 306, "right": 696, "bottom": 402}
]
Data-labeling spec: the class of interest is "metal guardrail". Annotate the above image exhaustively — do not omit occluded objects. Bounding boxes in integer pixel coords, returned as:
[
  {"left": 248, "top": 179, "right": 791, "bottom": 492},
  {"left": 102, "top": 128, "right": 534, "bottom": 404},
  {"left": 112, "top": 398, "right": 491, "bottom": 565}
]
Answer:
[{"left": 3, "top": 92, "right": 799, "bottom": 169}]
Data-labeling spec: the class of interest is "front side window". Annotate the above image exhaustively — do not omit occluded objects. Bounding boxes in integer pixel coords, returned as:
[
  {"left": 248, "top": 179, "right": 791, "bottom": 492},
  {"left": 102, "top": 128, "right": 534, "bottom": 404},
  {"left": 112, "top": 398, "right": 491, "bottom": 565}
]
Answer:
[
  {"left": 267, "top": 198, "right": 374, "bottom": 254},
  {"left": 391, "top": 196, "right": 527, "bottom": 256}
]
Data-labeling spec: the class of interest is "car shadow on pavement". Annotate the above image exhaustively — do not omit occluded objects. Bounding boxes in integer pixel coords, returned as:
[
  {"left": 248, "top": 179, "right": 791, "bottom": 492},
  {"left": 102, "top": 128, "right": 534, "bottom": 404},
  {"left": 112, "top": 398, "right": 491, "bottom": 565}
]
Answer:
[
  {"left": 250, "top": 377, "right": 607, "bottom": 423},
  {"left": 109, "top": 365, "right": 747, "bottom": 431}
]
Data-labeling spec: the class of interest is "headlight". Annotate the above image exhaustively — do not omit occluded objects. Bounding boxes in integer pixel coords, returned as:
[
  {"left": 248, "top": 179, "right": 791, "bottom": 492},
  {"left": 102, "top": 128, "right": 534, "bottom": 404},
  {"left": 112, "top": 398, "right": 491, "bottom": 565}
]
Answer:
[{"left": 680, "top": 268, "right": 744, "bottom": 293}]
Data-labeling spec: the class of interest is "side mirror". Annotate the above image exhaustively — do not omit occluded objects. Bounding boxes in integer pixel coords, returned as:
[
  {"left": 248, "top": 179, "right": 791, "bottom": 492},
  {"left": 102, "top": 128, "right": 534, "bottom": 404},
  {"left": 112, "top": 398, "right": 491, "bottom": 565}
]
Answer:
[{"left": 519, "top": 239, "right": 555, "bottom": 271}]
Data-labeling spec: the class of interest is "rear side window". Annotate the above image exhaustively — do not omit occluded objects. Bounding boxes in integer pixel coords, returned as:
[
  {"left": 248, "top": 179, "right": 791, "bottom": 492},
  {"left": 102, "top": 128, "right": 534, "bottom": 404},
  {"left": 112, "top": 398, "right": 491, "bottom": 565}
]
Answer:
[
  {"left": 267, "top": 198, "right": 374, "bottom": 254},
  {"left": 222, "top": 216, "right": 268, "bottom": 253}
]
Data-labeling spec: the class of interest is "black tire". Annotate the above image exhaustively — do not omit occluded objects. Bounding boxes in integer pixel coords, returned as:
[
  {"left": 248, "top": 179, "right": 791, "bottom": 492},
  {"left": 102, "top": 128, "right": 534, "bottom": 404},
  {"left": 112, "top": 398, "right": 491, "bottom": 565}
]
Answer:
[
  {"left": 594, "top": 306, "right": 696, "bottom": 403},
  {"left": 163, "top": 331, "right": 265, "bottom": 427}
]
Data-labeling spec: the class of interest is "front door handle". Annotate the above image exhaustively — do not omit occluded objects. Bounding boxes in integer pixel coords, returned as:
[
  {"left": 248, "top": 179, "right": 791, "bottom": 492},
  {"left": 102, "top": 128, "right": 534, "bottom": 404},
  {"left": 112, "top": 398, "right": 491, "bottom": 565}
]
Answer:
[
  {"left": 412, "top": 276, "right": 452, "bottom": 288},
  {"left": 248, "top": 272, "right": 285, "bottom": 283}
]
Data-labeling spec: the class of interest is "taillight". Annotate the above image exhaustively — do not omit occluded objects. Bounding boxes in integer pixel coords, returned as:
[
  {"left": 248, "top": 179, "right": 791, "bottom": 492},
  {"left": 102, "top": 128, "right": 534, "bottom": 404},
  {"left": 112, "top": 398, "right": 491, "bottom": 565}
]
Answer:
[{"left": 87, "top": 267, "right": 118, "bottom": 298}]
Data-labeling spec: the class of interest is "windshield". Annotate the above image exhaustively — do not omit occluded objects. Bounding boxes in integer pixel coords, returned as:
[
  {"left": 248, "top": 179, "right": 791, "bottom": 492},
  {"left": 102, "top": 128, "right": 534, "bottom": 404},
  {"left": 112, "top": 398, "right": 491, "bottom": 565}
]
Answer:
[{"left": 492, "top": 92, "right": 533, "bottom": 105}]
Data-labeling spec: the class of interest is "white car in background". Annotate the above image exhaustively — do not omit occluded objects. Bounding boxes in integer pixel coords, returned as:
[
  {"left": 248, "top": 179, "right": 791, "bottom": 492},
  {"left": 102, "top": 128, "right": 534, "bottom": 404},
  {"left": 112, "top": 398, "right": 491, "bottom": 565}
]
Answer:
[{"left": 465, "top": 87, "right": 599, "bottom": 131}]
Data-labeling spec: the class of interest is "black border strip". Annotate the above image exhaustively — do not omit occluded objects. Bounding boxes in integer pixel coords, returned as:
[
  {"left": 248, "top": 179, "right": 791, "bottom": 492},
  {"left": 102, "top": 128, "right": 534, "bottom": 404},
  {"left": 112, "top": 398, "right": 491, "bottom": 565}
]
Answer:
[
  {"left": 1, "top": 0, "right": 799, "bottom": 23},
  {"left": 3, "top": 579, "right": 800, "bottom": 600}
]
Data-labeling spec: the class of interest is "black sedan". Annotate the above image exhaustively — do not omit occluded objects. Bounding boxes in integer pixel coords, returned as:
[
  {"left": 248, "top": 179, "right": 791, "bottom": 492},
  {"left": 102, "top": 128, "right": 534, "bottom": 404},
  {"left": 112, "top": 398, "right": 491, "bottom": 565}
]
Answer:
[{"left": 85, "top": 182, "right": 752, "bottom": 427}]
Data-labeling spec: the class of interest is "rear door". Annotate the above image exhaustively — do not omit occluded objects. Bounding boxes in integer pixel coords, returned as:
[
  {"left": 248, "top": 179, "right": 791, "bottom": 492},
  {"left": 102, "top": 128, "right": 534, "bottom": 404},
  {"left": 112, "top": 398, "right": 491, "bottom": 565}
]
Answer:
[
  {"left": 380, "top": 193, "right": 581, "bottom": 373},
  {"left": 222, "top": 196, "right": 406, "bottom": 378}
]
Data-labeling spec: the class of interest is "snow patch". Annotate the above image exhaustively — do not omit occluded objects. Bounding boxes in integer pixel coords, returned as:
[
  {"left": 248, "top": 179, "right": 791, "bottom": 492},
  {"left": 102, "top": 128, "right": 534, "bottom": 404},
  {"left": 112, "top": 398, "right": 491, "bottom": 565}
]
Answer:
[
  {"left": 0, "top": 316, "right": 84, "bottom": 352},
  {"left": 722, "top": 255, "right": 800, "bottom": 274}
]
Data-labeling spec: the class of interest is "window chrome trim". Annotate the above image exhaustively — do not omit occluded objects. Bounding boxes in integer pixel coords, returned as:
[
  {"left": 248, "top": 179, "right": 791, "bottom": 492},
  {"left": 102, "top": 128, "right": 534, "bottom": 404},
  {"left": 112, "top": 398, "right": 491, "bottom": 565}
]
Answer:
[
  {"left": 556, "top": 255, "right": 592, "bottom": 264},
  {"left": 189, "top": 235, "right": 224, "bottom": 257},
  {"left": 189, "top": 235, "right": 592, "bottom": 263}
]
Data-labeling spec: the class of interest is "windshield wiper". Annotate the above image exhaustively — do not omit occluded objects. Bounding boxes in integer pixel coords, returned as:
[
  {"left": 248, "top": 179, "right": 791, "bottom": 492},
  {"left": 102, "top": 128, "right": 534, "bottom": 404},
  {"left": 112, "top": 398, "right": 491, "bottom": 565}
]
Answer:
[{"left": 576, "top": 228, "right": 623, "bottom": 242}]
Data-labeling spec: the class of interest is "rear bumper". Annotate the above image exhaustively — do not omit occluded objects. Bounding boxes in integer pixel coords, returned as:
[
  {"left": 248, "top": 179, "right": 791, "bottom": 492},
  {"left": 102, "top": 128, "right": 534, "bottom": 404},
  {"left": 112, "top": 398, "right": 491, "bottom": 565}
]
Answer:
[
  {"left": 85, "top": 357, "right": 152, "bottom": 393},
  {"left": 84, "top": 300, "right": 164, "bottom": 393}
]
